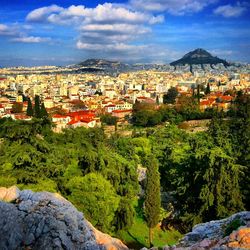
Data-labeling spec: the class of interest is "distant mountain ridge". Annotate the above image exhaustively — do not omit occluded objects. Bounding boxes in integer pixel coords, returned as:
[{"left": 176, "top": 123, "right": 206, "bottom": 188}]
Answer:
[
  {"left": 170, "top": 48, "right": 230, "bottom": 67},
  {"left": 77, "top": 59, "right": 124, "bottom": 68},
  {"left": 75, "top": 59, "right": 130, "bottom": 74}
]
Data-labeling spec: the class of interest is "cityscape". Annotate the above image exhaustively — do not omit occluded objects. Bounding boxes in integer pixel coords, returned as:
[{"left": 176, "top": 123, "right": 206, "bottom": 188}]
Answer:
[
  {"left": 0, "top": 1, "right": 250, "bottom": 250},
  {"left": 0, "top": 49, "right": 249, "bottom": 132}
]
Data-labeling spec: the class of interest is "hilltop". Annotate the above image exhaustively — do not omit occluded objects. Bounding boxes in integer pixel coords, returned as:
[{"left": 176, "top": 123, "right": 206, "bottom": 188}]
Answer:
[{"left": 170, "top": 48, "right": 230, "bottom": 67}]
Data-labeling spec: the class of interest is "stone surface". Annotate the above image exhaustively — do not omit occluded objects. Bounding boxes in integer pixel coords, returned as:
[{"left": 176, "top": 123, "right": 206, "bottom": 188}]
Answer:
[
  {"left": 228, "top": 227, "right": 250, "bottom": 249},
  {"left": 180, "top": 212, "right": 249, "bottom": 245},
  {"left": 0, "top": 186, "right": 128, "bottom": 250},
  {"left": 143, "top": 212, "right": 250, "bottom": 250},
  {"left": 0, "top": 186, "right": 20, "bottom": 202},
  {"left": 176, "top": 211, "right": 250, "bottom": 250}
]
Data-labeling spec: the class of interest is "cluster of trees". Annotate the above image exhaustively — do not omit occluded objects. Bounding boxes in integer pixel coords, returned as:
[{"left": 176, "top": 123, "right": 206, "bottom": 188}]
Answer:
[
  {"left": 0, "top": 92, "right": 248, "bottom": 247},
  {"left": 26, "top": 95, "right": 48, "bottom": 118},
  {"left": 0, "top": 118, "right": 139, "bottom": 233},
  {"left": 149, "top": 95, "right": 249, "bottom": 230},
  {"left": 132, "top": 91, "right": 248, "bottom": 127},
  {"left": 132, "top": 98, "right": 216, "bottom": 127}
]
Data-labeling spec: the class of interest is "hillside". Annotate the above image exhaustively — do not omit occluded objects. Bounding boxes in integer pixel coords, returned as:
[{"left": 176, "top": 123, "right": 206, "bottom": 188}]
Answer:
[{"left": 170, "top": 48, "right": 230, "bottom": 67}]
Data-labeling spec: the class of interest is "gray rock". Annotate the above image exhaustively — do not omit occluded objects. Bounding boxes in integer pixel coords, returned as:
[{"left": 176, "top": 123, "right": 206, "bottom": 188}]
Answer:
[
  {"left": 177, "top": 211, "right": 250, "bottom": 249},
  {"left": 0, "top": 186, "right": 128, "bottom": 250}
]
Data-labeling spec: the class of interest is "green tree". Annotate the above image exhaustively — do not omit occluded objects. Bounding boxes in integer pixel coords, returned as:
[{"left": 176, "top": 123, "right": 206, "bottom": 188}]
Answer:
[
  {"left": 113, "top": 198, "right": 135, "bottom": 231},
  {"left": 228, "top": 94, "right": 250, "bottom": 209},
  {"left": 163, "top": 87, "right": 178, "bottom": 104},
  {"left": 26, "top": 98, "right": 33, "bottom": 116},
  {"left": 34, "top": 95, "right": 41, "bottom": 118},
  {"left": 144, "top": 156, "right": 161, "bottom": 247},
  {"left": 205, "top": 83, "right": 211, "bottom": 95},
  {"left": 40, "top": 103, "right": 48, "bottom": 118},
  {"left": 156, "top": 96, "right": 160, "bottom": 105},
  {"left": 12, "top": 102, "right": 23, "bottom": 113},
  {"left": 67, "top": 173, "right": 120, "bottom": 232},
  {"left": 176, "top": 95, "right": 200, "bottom": 120},
  {"left": 100, "top": 114, "right": 118, "bottom": 126},
  {"left": 197, "top": 84, "right": 201, "bottom": 104}
]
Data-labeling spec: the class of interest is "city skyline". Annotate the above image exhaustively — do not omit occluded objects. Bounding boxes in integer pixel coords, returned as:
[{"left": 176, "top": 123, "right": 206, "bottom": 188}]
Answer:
[{"left": 0, "top": 0, "right": 250, "bottom": 66}]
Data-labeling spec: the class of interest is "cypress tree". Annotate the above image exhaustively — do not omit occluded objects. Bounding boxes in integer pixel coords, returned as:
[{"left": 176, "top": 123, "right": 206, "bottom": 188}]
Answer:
[
  {"left": 197, "top": 84, "right": 201, "bottom": 105},
  {"left": 26, "top": 98, "right": 33, "bottom": 116},
  {"left": 40, "top": 103, "right": 48, "bottom": 118},
  {"left": 156, "top": 96, "right": 160, "bottom": 105},
  {"left": 205, "top": 83, "right": 211, "bottom": 95},
  {"left": 144, "top": 156, "right": 161, "bottom": 247},
  {"left": 34, "top": 95, "right": 41, "bottom": 118}
]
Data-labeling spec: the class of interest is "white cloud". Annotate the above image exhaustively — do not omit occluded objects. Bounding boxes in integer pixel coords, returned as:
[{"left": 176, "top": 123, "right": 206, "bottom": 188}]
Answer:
[
  {"left": 11, "top": 36, "right": 51, "bottom": 43},
  {"left": 214, "top": 3, "right": 247, "bottom": 18},
  {"left": 0, "top": 24, "right": 8, "bottom": 32},
  {"left": 210, "top": 49, "right": 234, "bottom": 57},
  {"left": 0, "top": 24, "right": 18, "bottom": 36},
  {"left": 26, "top": 3, "right": 163, "bottom": 25},
  {"left": 76, "top": 41, "right": 180, "bottom": 63},
  {"left": 80, "top": 23, "right": 150, "bottom": 35},
  {"left": 26, "top": 5, "right": 64, "bottom": 22},
  {"left": 76, "top": 41, "right": 146, "bottom": 51},
  {"left": 130, "top": 0, "right": 217, "bottom": 15},
  {"left": 25, "top": 3, "right": 164, "bottom": 57}
]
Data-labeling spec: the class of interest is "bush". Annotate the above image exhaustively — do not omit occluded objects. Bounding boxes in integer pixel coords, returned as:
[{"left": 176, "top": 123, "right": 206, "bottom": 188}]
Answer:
[{"left": 223, "top": 218, "right": 243, "bottom": 236}]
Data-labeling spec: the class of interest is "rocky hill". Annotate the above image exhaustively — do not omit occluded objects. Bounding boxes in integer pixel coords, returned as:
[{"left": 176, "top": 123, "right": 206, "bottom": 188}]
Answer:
[
  {"left": 170, "top": 48, "right": 230, "bottom": 67},
  {"left": 0, "top": 186, "right": 128, "bottom": 250},
  {"left": 78, "top": 59, "right": 121, "bottom": 67},
  {"left": 75, "top": 59, "right": 130, "bottom": 73}
]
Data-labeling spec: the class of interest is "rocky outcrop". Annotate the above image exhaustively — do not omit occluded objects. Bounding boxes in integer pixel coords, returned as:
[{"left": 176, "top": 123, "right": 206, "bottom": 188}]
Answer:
[
  {"left": 228, "top": 227, "right": 250, "bottom": 249},
  {"left": 0, "top": 186, "right": 128, "bottom": 250},
  {"left": 165, "top": 211, "right": 250, "bottom": 250}
]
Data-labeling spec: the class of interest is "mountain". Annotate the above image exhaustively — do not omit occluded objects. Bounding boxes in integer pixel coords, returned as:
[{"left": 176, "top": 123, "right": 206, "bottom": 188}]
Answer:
[
  {"left": 73, "top": 59, "right": 131, "bottom": 74},
  {"left": 78, "top": 59, "right": 129, "bottom": 70},
  {"left": 170, "top": 48, "right": 230, "bottom": 67},
  {"left": 78, "top": 59, "right": 120, "bottom": 67}
]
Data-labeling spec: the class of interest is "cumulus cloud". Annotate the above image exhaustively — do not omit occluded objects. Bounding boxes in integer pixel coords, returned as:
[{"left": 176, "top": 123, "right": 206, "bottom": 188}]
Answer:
[
  {"left": 25, "top": 3, "right": 164, "bottom": 58},
  {"left": 26, "top": 3, "right": 163, "bottom": 25},
  {"left": 11, "top": 36, "right": 51, "bottom": 43},
  {"left": 214, "top": 3, "right": 247, "bottom": 18},
  {"left": 130, "top": 0, "right": 217, "bottom": 15},
  {"left": 0, "top": 24, "right": 19, "bottom": 36},
  {"left": 26, "top": 5, "right": 64, "bottom": 22}
]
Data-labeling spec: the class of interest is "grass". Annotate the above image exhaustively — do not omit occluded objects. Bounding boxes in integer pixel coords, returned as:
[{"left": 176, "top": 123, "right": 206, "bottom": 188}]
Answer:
[{"left": 117, "top": 216, "right": 182, "bottom": 249}]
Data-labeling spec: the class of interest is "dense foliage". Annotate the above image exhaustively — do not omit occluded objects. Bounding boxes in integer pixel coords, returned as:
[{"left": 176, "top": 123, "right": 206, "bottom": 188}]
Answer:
[
  {"left": 0, "top": 92, "right": 249, "bottom": 243},
  {"left": 144, "top": 156, "right": 161, "bottom": 246}
]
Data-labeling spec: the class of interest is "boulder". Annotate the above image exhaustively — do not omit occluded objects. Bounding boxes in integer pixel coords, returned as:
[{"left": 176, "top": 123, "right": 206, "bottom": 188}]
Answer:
[
  {"left": 176, "top": 211, "right": 250, "bottom": 250},
  {"left": 179, "top": 211, "right": 250, "bottom": 246},
  {"left": 0, "top": 186, "right": 20, "bottom": 202},
  {"left": 0, "top": 186, "right": 128, "bottom": 250}
]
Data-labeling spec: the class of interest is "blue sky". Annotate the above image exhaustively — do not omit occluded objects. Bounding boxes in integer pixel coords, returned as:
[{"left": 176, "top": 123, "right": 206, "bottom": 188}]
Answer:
[{"left": 0, "top": 0, "right": 250, "bottom": 66}]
